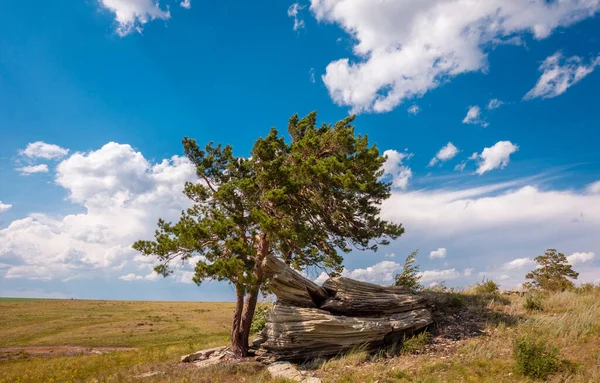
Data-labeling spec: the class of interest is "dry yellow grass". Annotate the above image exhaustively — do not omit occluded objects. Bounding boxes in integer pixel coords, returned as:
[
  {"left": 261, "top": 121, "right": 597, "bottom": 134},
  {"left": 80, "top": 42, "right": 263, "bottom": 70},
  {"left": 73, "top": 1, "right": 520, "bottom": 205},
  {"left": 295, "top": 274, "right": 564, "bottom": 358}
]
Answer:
[
  {"left": 1, "top": 288, "right": 599, "bottom": 382},
  {"left": 0, "top": 299, "right": 244, "bottom": 382},
  {"left": 313, "top": 288, "right": 600, "bottom": 382}
]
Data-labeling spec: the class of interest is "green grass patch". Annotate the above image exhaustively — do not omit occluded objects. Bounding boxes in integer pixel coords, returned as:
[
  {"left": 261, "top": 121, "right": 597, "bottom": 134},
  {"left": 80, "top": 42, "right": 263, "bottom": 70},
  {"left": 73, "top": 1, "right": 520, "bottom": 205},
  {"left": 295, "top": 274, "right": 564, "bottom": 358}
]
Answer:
[{"left": 513, "top": 336, "right": 573, "bottom": 380}]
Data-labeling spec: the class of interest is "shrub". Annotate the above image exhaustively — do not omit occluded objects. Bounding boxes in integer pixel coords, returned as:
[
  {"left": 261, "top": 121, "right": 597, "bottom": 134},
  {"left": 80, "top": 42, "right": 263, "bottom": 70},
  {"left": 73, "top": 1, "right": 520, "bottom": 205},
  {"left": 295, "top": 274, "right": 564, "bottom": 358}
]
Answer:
[
  {"left": 524, "top": 295, "right": 543, "bottom": 311},
  {"left": 473, "top": 278, "right": 500, "bottom": 295},
  {"left": 394, "top": 250, "right": 422, "bottom": 292},
  {"left": 250, "top": 304, "right": 270, "bottom": 334},
  {"left": 447, "top": 293, "right": 465, "bottom": 309},
  {"left": 513, "top": 337, "right": 570, "bottom": 380},
  {"left": 401, "top": 332, "right": 431, "bottom": 354}
]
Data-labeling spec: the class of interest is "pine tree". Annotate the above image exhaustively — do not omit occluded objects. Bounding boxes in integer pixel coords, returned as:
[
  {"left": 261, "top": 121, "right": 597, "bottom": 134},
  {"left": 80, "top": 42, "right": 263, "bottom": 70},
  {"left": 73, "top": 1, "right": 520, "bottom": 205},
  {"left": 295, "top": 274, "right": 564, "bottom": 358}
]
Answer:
[
  {"left": 524, "top": 249, "right": 579, "bottom": 291},
  {"left": 394, "top": 250, "right": 422, "bottom": 292},
  {"left": 133, "top": 112, "right": 404, "bottom": 356}
]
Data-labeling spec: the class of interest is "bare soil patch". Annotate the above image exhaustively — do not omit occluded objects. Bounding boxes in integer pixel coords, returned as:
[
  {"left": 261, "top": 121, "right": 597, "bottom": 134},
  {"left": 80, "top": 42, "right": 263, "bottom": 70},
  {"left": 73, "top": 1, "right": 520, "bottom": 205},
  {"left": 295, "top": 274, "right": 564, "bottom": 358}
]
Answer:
[{"left": 0, "top": 346, "right": 137, "bottom": 361}]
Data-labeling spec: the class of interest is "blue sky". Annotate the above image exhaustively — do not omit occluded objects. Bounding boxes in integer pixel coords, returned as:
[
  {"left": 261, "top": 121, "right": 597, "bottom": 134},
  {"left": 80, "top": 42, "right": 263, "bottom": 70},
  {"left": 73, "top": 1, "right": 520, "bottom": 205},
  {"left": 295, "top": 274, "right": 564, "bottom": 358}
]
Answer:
[{"left": 1, "top": 0, "right": 600, "bottom": 300}]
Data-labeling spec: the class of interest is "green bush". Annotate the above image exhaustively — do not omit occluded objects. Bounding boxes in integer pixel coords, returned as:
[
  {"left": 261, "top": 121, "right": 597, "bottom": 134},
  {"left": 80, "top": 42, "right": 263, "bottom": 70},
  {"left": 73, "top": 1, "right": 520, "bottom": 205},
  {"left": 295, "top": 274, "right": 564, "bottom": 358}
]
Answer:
[
  {"left": 250, "top": 304, "right": 270, "bottom": 334},
  {"left": 524, "top": 294, "right": 543, "bottom": 311},
  {"left": 447, "top": 293, "right": 465, "bottom": 309},
  {"left": 513, "top": 337, "right": 570, "bottom": 380},
  {"left": 473, "top": 278, "right": 500, "bottom": 295},
  {"left": 401, "top": 332, "right": 431, "bottom": 354},
  {"left": 394, "top": 250, "right": 423, "bottom": 292}
]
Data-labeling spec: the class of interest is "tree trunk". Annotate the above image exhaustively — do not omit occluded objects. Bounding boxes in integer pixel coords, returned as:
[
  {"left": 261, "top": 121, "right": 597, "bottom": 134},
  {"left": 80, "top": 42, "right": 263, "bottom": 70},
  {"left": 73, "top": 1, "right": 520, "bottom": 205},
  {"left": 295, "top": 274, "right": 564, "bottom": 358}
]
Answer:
[
  {"left": 238, "top": 233, "right": 269, "bottom": 355},
  {"left": 230, "top": 284, "right": 246, "bottom": 357}
]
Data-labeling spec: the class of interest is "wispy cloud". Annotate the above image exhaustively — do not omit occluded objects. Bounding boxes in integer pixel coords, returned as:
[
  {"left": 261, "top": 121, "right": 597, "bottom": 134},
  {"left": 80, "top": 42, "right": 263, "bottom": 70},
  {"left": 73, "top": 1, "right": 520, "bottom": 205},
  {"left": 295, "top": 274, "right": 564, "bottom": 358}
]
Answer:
[
  {"left": 525, "top": 52, "right": 600, "bottom": 100},
  {"left": 20, "top": 141, "right": 68, "bottom": 160},
  {"left": 462, "top": 106, "right": 489, "bottom": 127},
  {"left": 288, "top": 3, "right": 306, "bottom": 31},
  {"left": 16, "top": 164, "right": 49, "bottom": 175}
]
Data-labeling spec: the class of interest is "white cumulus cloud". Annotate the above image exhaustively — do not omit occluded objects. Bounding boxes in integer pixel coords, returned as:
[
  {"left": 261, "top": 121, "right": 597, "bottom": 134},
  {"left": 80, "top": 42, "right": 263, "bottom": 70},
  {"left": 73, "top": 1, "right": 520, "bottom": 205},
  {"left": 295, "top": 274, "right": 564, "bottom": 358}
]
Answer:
[
  {"left": 314, "top": 271, "right": 329, "bottom": 285},
  {"left": 503, "top": 257, "right": 535, "bottom": 270},
  {"left": 382, "top": 149, "right": 413, "bottom": 190},
  {"left": 567, "top": 252, "right": 595, "bottom": 265},
  {"left": 418, "top": 268, "right": 460, "bottom": 283},
  {"left": 180, "top": 0, "right": 191, "bottom": 9},
  {"left": 310, "top": 0, "right": 600, "bottom": 113},
  {"left": 524, "top": 52, "right": 600, "bottom": 100},
  {"left": 99, "top": 0, "right": 171, "bottom": 36},
  {"left": 474, "top": 141, "right": 519, "bottom": 175},
  {"left": 20, "top": 141, "right": 68, "bottom": 160},
  {"left": 429, "top": 248, "right": 447, "bottom": 259},
  {"left": 587, "top": 181, "right": 600, "bottom": 194},
  {"left": 342, "top": 260, "right": 401, "bottom": 284},
  {"left": 0, "top": 202, "right": 12, "bottom": 213},
  {"left": 0, "top": 142, "right": 197, "bottom": 282},
  {"left": 429, "top": 142, "right": 459, "bottom": 167},
  {"left": 348, "top": 174, "right": 600, "bottom": 289},
  {"left": 16, "top": 164, "right": 49, "bottom": 175}
]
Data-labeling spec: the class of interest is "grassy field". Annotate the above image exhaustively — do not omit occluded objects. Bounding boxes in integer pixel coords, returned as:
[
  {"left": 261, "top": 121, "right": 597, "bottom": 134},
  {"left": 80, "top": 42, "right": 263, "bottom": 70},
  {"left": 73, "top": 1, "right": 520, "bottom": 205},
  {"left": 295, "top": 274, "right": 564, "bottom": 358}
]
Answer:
[
  {"left": 1, "top": 288, "right": 599, "bottom": 383},
  {"left": 0, "top": 299, "right": 259, "bottom": 382}
]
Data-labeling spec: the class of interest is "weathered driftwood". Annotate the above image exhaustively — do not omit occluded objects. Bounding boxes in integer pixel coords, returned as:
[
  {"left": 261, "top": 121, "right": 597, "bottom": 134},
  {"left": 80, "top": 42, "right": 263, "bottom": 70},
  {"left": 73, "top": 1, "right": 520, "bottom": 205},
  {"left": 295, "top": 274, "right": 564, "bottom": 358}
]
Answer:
[
  {"left": 320, "top": 277, "right": 429, "bottom": 316},
  {"left": 260, "top": 304, "right": 432, "bottom": 360},
  {"left": 262, "top": 254, "right": 328, "bottom": 307},
  {"left": 258, "top": 254, "right": 434, "bottom": 360}
]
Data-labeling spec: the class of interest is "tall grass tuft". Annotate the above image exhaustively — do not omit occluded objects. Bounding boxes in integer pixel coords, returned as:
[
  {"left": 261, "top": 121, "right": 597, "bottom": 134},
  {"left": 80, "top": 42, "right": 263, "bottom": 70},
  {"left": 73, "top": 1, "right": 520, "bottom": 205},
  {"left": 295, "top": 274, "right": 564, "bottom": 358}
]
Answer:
[
  {"left": 524, "top": 294, "right": 543, "bottom": 311},
  {"left": 473, "top": 278, "right": 500, "bottom": 295}
]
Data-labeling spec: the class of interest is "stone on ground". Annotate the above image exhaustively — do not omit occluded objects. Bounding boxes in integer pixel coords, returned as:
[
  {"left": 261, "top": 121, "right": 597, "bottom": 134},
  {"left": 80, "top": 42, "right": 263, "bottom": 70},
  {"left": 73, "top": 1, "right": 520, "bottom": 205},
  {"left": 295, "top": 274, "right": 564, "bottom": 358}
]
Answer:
[
  {"left": 267, "top": 362, "right": 321, "bottom": 382},
  {"left": 180, "top": 346, "right": 227, "bottom": 363}
]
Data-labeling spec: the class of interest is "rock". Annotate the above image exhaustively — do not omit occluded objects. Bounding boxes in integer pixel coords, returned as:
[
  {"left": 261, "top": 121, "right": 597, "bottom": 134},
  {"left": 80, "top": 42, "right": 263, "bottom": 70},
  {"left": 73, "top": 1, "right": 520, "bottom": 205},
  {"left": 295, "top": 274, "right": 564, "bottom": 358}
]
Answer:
[
  {"left": 320, "top": 277, "right": 428, "bottom": 316},
  {"left": 302, "top": 378, "right": 322, "bottom": 383},
  {"left": 262, "top": 255, "right": 329, "bottom": 307},
  {"left": 250, "top": 328, "right": 267, "bottom": 349},
  {"left": 267, "top": 362, "right": 304, "bottom": 381},
  {"left": 193, "top": 354, "right": 226, "bottom": 368},
  {"left": 258, "top": 254, "right": 434, "bottom": 361},
  {"left": 180, "top": 346, "right": 227, "bottom": 363},
  {"left": 261, "top": 304, "right": 432, "bottom": 360}
]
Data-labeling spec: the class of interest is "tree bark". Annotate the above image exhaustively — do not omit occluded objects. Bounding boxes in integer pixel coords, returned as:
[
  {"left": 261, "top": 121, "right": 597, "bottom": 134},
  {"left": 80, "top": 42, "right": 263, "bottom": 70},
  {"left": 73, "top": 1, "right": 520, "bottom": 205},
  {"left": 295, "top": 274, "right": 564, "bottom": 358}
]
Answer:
[
  {"left": 230, "top": 284, "right": 246, "bottom": 357},
  {"left": 238, "top": 233, "right": 269, "bottom": 355}
]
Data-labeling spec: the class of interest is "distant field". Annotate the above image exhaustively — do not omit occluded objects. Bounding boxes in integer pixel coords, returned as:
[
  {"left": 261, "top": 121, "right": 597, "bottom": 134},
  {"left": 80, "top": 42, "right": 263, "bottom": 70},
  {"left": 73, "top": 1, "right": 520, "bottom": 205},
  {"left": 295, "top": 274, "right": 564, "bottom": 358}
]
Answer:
[
  {"left": 0, "top": 299, "right": 259, "bottom": 382},
  {"left": 2, "top": 290, "right": 599, "bottom": 383},
  {"left": 0, "top": 298, "right": 47, "bottom": 302}
]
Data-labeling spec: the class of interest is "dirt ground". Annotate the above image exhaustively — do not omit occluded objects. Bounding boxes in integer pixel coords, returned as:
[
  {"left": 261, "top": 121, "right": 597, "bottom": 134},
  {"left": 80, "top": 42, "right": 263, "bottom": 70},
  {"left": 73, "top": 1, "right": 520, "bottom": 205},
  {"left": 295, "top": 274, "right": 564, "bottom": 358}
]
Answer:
[{"left": 0, "top": 346, "right": 137, "bottom": 361}]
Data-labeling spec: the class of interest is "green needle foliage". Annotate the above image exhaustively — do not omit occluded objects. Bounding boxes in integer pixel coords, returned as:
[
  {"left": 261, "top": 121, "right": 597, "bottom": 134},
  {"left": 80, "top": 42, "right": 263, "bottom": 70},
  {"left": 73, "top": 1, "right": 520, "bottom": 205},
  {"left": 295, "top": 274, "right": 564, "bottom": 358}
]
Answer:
[
  {"left": 394, "top": 250, "right": 422, "bottom": 292},
  {"left": 524, "top": 249, "right": 579, "bottom": 292},
  {"left": 133, "top": 112, "right": 404, "bottom": 356}
]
